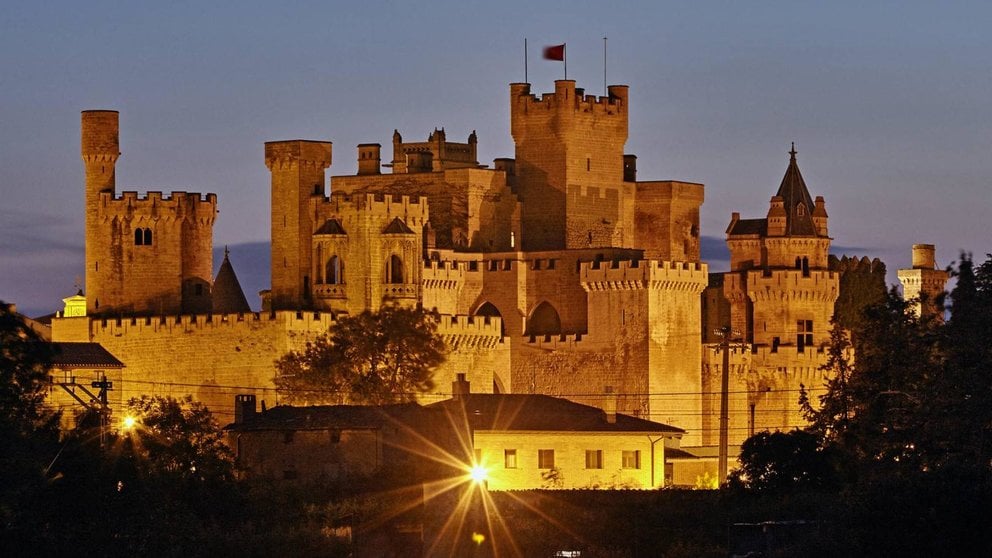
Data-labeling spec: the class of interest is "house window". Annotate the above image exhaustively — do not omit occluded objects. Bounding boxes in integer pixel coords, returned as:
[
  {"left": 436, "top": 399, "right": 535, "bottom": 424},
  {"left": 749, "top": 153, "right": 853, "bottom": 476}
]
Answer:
[
  {"left": 538, "top": 449, "right": 555, "bottom": 469},
  {"left": 622, "top": 450, "right": 641, "bottom": 469},
  {"left": 504, "top": 449, "right": 517, "bottom": 469},
  {"left": 144, "top": 228, "right": 152, "bottom": 245},
  {"left": 585, "top": 450, "right": 603, "bottom": 469},
  {"left": 797, "top": 320, "right": 813, "bottom": 351}
]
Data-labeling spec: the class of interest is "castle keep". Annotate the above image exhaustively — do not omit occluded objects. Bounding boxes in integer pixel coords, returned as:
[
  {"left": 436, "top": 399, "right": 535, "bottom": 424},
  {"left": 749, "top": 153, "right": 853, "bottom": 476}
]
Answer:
[{"left": 53, "top": 79, "right": 929, "bottom": 455}]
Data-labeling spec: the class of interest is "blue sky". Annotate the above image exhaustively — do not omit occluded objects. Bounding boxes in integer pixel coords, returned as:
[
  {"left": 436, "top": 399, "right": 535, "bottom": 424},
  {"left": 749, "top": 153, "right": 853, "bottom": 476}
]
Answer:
[{"left": 2, "top": 1, "right": 990, "bottom": 316}]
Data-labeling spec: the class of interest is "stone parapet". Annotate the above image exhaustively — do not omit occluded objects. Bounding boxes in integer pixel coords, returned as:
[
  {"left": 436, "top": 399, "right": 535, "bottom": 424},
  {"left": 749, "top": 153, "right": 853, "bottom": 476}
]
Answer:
[
  {"left": 97, "top": 191, "right": 218, "bottom": 224},
  {"left": 580, "top": 260, "right": 708, "bottom": 292}
]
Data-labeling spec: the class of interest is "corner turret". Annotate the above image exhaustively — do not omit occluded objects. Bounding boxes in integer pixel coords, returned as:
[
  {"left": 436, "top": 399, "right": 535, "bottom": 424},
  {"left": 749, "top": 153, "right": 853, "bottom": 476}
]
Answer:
[{"left": 898, "top": 244, "right": 948, "bottom": 320}]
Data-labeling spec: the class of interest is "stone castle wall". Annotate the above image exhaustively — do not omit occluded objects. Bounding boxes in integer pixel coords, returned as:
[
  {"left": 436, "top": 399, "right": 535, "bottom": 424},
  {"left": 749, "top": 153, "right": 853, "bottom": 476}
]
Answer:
[{"left": 51, "top": 311, "right": 506, "bottom": 422}]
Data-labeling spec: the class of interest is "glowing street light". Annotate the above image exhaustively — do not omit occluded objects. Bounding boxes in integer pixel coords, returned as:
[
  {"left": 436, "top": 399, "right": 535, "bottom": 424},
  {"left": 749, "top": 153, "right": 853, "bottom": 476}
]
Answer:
[
  {"left": 469, "top": 464, "right": 489, "bottom": 484},
  {"left": 121, "top": 415, "right": 138, "bottom": 432}
]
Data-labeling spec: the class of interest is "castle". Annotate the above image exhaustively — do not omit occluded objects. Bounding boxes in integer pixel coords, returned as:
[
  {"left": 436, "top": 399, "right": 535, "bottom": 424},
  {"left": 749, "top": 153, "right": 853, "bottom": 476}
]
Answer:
[{"left": 50, "top": 80, "right": 947, "bottom": 453}]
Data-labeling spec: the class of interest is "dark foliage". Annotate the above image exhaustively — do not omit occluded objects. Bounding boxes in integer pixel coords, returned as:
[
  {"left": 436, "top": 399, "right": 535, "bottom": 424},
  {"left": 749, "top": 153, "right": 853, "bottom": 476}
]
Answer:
[{"left": 275, "top": 305, "right": 447, "bottom": 405}]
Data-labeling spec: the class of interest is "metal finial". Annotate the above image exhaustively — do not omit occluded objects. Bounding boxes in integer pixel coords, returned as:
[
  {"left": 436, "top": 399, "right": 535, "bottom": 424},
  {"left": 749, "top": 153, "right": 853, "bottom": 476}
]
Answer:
[
  {"left": 789, "top": 142, "right": 797, "bottom": 159},
  {"left": 224, "top": 245, "right": 230, "bottom": 259}
]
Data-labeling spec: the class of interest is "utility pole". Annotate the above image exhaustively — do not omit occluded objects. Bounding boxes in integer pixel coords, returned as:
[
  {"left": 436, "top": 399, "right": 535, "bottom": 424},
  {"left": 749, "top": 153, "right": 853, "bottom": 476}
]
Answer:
[
  {"left": 714, "top": 326, "right": 744, "bottom": 485},
  {"left": 54, "top": 373, "right": 114, "bottom": 448}
]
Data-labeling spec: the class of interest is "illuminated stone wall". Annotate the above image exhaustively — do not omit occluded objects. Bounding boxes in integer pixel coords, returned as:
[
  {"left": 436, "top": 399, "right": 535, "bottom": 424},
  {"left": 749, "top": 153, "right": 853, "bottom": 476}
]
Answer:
[
  {"left": 50, "top": 311, "right": 507, "bottom": 422},
  {"left": 82, "top": 111, "right": 217, "bottom": 316}
]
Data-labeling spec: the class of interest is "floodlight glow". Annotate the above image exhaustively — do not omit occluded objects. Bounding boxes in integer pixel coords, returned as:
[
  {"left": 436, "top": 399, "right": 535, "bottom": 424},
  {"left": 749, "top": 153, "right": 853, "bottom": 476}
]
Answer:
[
  {"left": 469, "top": 465, "right": 489, "bottom": 483},
  {"left": 121, "top": 415, "right": 138, "bottom": 431}
]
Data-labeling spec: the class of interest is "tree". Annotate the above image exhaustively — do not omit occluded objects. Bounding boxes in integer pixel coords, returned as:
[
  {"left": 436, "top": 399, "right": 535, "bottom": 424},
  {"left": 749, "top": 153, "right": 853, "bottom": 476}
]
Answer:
[
  {"left": 0, "top": 301, "right": 60, "bottom": 527},
  {"left": 0, "top": 301, "right": 59, "bottom": 437},
  {"left": 728, "top": 429, "right": 840, "bottom": 492},
  {"left": 275, "top": 305, "right": 447, "bottom": 405},
  {"left": 123, "top": 394, "right": 235, "bottom": 483}
]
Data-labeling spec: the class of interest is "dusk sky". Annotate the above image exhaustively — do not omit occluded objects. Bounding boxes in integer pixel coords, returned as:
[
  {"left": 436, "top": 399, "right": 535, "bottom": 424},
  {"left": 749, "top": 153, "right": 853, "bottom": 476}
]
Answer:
[{"left": 2, "top": 1, "right": 990, "bottom": 317}]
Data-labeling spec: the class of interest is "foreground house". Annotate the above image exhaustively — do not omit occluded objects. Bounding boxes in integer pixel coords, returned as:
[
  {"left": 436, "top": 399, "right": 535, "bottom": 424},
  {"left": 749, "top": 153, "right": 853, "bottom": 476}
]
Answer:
[{"left": 225, "top": 377, "right": 686, "bottom": 490}]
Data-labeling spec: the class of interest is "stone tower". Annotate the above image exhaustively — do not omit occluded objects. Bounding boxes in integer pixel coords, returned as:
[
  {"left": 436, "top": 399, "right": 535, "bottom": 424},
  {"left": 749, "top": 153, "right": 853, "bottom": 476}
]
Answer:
[
  {"left": 898, "top": 244, "right": 948, "bottom": 320},
  {"left": 721, "top": 145, "right": 836, "bottom": 346},
  {"left": 265, "top": 140, "right": 333, "bottom": 310},
  {"left": 510, "top": 81, "right": 632, "bottom": 251},
  {"left": 82, "top": 110, "right": 216, "bottom": 316},
  {"left": 702, "top": 146, "right": 839, "bottom": 446},
  {"left": 82, "top": 110, "right": 119, "bottom": 314}
]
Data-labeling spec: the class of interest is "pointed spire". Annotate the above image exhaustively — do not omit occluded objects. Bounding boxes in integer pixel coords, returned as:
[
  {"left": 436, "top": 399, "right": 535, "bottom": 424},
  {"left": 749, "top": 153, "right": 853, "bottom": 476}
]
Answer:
[
  {"left": 212, "top": 248, "right": 251, "bottom": 314},
  {"left": 773, "top": 143, "right": 822, "bottom": 237}
]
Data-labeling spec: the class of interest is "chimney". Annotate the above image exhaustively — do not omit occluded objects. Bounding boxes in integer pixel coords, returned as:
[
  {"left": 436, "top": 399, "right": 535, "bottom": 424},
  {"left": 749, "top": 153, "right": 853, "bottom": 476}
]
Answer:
[
  {"left": 623, "top": 154, "right": 637, "bottom": 182},
  {"left": 452, "top": 373, "right": 470, "bottom": 400},
  {"left": 603, "top": 386, "right": 617, "bottom": 424},
  {"left": 235, "top": 394, "right": 257, "bottom": 424},
  {"left": 357, "top": 143, "right": 382, "bottom": 175}
]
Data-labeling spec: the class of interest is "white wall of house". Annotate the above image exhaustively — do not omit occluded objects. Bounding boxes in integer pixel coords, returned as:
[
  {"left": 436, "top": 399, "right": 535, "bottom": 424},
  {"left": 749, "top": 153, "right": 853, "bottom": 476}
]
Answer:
[{"left": 473, "top": 431, "right": 675, "bottom": 490}]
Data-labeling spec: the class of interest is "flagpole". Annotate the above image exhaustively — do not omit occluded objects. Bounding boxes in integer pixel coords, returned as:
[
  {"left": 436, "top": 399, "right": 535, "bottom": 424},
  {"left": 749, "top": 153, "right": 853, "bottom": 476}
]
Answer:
[
  {"left": 524, "top": 38, "right": 528, "bottom": 83},
  {"left": 564, "top": 44, "right": 567, "bottom": 80},
  {"left": 603, "top": 36, "right": 607, "bottom": 96}
]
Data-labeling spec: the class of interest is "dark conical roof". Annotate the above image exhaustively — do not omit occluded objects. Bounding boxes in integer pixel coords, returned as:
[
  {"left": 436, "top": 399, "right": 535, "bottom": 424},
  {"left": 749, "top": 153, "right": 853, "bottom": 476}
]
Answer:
[
  {"left": 775, "top": 144, "right": 819, "bottom": 236},
  {"left": 382, "top": 217, "right": 414, "bottom": 234},
  {"left": 212, "top": 248, "right": 251, "bottom": 314}
]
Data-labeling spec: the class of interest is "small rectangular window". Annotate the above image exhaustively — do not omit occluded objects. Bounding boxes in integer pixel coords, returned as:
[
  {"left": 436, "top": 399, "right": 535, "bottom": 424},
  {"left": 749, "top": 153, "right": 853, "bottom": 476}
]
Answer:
[
  {"left": 547, "top": 259, "right": 556, "bottom": 270},
  {"left": 489, "top": 260, "right": 499, "bottom": 271},
  {"left": 504, "top": 449, "right": 517, "bottom": 469},
  {"left": 622, "top": 450, "right": 641, "bottom": 469},
  {"left": 585, "top": 450, "right": 603, "bottom": 469},
  {"left": 538, "top": 449, "right": 555, "bottom": 469}
]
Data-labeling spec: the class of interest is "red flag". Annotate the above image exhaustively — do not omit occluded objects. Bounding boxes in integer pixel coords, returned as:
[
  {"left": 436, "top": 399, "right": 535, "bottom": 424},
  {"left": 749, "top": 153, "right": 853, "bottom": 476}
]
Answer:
[{"left": 543, "top": 44, "right": 565, "bottom": 61}]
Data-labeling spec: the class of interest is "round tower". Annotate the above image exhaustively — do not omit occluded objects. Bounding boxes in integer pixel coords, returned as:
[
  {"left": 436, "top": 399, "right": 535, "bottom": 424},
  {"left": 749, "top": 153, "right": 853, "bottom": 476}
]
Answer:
[
  {"left": 898, "top": 243, "right": 948, "bottom": 320},
  {"left": 81, "top": 110, "right": 120, "bottom": 314}
]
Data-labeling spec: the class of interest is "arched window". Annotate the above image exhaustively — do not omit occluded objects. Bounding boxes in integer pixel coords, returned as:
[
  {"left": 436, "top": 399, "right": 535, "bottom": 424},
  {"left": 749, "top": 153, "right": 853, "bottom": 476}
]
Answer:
[
  {"left": 387, "top": 254, "right": 404, "bottom": 284},
  {"left": 802, "top": 256, "right": 810, "bottom": 277},
  {"left": 795, "top": 257, "right": 802, "bottom": 270},
  {"left": 134, "top": 229, "right": 144, "bottom": 245},
  {"left": 526, "top": 301, "right": 562, "bottom": 337},
  {"left": 474, "top": 301, "right": 505, "bottom": 337},
  {"left": 143, "top": 228, "right": 152, "bottom": 246},
  {"left": 326, "top": 256, "right": 343, "bottom": 285}
]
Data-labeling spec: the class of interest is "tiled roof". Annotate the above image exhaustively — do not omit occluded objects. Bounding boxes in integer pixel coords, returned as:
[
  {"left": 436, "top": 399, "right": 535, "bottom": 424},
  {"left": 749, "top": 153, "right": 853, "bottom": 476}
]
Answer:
[
  {"left": 382, "top": 217, "right": 414, "bottom": 235},
  {"left": 50, "top": 342, "right": 124, "bottom": 369},
  {"left": 429, "top": 394, "right": 684, "bottom": 434},
  {"left": 727, "top": 218, "right": 767, "bottom": 236},
  {"left": 314, "top": 219, "right": 347, "bottom": 235},
  {"left": 224, "top": 402, "right": 423, "bottom": 431}
]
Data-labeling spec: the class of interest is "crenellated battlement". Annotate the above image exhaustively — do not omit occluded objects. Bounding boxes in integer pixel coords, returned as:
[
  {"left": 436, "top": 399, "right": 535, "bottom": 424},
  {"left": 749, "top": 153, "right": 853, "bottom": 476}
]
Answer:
[
  {"left": 436, "top": 314, "right": 504, "bottom": 349},
  {"left": 523, "top": 331, "right": 587, "bottom": 347},
  {"left": 580, "top": 260, "right": 709, "bottom": 292},
  {"left": 85, "top": 310, "right": 337, "bottom": 337},
  {"left": 315, "top": 191, "right": 429, "bottom": 217},
  {"left": 510, "top": 81, "right": 628, "bottom": 118},
  {"left": 729, "top": 269, "right": 840, "bottom": 303},
  {"left": 96, "top": 191, "right": 217, "bottom": 225}
]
